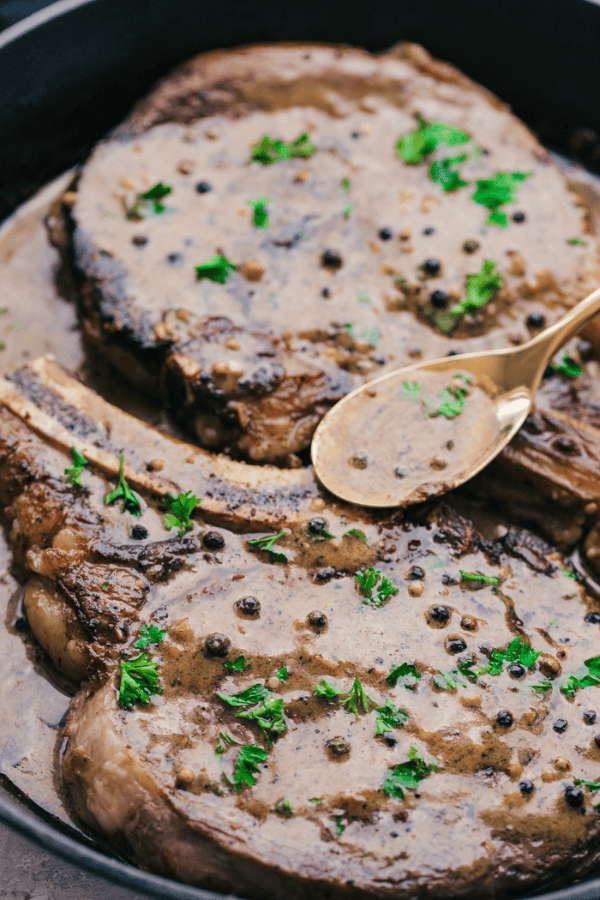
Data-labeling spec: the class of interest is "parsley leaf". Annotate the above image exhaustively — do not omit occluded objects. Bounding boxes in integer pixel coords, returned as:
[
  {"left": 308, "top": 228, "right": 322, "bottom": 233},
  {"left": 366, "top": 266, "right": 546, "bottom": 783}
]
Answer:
[
  {"left": 236, "top": 693, "right": 287, "bottom": 743},
  {"left": 447, "top": 260, "right": 504, "bottom": 322},
  {"left": 566, "top": 238, "right": 588, "bottom": 247},
  {"left": 459, "top": 570, "right": 501, "bottom": 586},
  {"left": 401, "top": 380, "right": 421, "bottom": 401},
  {"left": 274, "top": 799, "right": 293, "bottom": 818},
  {"left": 247, "top": 530, "right": 288, "bottom": 564},
  {"left": 340, "top": 677, "right": 376, "bottom": 716},
  {"left": 374, "top": 699, "right": 408, "bottom": 734},
  {"left": 423, "top": 377, "right": 471, "bottom": 420},
  {"left": 247, "top": 197, "right": 271, "bottom": 229},
  {"left": 233, "top": 744, "right": 268, "bottom": 791},
  {"left": 550, "top": 351, "right": 582, "bottom": 378},
  {"left": 125, "top": 182, "right": 172, "bottom": 219},
  {"left": 434, "top": 669, "right": 467, "bottom": 691},
  {"left": 216, "top": 684, "right": 268, "bottom": 708},
  {"left": 195, "top": 255, "right": 236, "bottom": 284},
  {"left": 484, "top": 637, "right": 542, "bottom": 677},
  {"left": 118, "top": 651, "right": 162, "bottom": 709},
  {"left": 355, "top": 567, "right": 399, "bottom": 607},
  {"left": 134, "top": 624, "right": 165, "bottom": 650},
  {"left": 103, "top": 453, "right": 142, "bottom": 517},
  {"left": 276, "top": 666, "right": 288, "bottom": 682},
  {"left": 314, "top": 679, "right": 346, "bottom": 702},
  {"left": 574, "top": 778, "right": 600, "bottom": 793},
  {"left": 341, "top": 177, "right": 352, "bottom": 217},
  {"left": 383, "top": 746, "right": 437, "bottom": 800},
  {"left": 387, "top": 662, "right": 421, "bottom": 690},
  {"left": 215, "top": 731, "right": 241, "bottom": 759},
  {"left": 471, "top": 171, "right": 532, "bottom": 226},
  {"left": 64, "top": 447, "right": 88, "bottom": 486},
  {"left": 430, "top": 154, "right": 468, "bottom": 192},
  {"left": 224, "top": 655, "right": 251, "bottom": 672},
  {"left": 396, "top": 116, "right": 470, "bottom": 165},
  {"left": 560, "top": 656, "right": 600, "bottom": 698},
  {"left": 345, "top": 323, "right": 381, "bottom": 347},
  {"left": 335, "top": 815, "right": 345, "bottom": 836},
  {"left": 530, "top": 680, "right": 553, "bottom": 695},
  {"left": 163, "top": 490, "right": 201, "bottom": 536},
  {"left": 250, "top": 132, "right": 316, "bottom": 165},
  {"left": 343, "top": 528, "right": 368, "bottom": 541}
]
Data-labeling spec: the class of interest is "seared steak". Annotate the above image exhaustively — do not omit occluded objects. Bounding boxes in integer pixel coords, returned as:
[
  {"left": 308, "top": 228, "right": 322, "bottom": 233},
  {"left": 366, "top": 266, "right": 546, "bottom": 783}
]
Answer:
[
  {"left": 1, "top": 360, "right": 600, "bottom": 898},
  {"left": 69, "top": 43, "right": 600, "bottom": 462}
]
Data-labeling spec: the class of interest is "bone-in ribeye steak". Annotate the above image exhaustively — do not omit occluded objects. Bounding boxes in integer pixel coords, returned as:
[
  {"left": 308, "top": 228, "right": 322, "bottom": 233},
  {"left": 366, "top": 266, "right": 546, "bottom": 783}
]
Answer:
[
  {"left": 0, "top": 360, "right": 600, "bottom": 899},
  {"left": 69, "top": 43, "right": 600, "bottom": 463}
]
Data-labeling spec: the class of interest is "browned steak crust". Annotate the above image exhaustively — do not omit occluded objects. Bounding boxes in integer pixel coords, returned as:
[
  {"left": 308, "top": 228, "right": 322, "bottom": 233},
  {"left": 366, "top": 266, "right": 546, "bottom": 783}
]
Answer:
[{"left": 69, "top": 43, "right": 600, "bottom": 463}]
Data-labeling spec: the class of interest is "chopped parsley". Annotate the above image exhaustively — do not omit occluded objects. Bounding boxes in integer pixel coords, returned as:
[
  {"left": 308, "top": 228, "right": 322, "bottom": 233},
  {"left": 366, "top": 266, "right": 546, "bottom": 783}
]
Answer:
[
  {"left": 383, "top": 746, "right": 437, "bottom": 800},
  {"left": 217, "top": 684, "right": 286, "bottom": 743},
  {"left": 424, "top": 376, "right": 471, "bottom": 420},
  {"left": 396, "top": 116, "right": 470, "bottom": 165},
  {"left": 355, "top": 567, "right": 399, "bottom": 607},
  {"left": 335, "top": 816, "right": 345, "bottom": 836},
  {"left": 387, "top": 662, "right": 421, "bottom": 690},
  {"left": 486, "top": 637, "right": 542, "bottom": 676},
  {"left": 274, "top": 799, "right": 293, "bottom": 817},
  {"left": 195, "top": 255, "right": 236, "bottom": 284},
  {"left": 341, "top": 677, "right": 376, "bottom": 716},
  {"left": 250, "top": 132, "right": 316, "bottom": 165},
  {"left": 215, "top": 731, "right": 241, "bottom": 759},
  {"left": 471, "top": 171, "right": 532, "bottom": 227},
  {"left": 566, "top": 239, "right": 588, "bottom": 247},
  {"left": 314, "top": 679, "right": 346, "bottom": 702},
  {"left": 224, "top": 655, "right": 251, "bottom": 672},
  {"left": 125, "top": 182, "right": 172, "bottom": 219},
  {"left": 247, "top": 197, "right": 271, "bottom": 229},
  {"left": 103, "top": 453, "right": 142, "bottom": 517},
  {"left": 276, "top": 666, "right": 288, "bottom": 682},
  {"left": 247, "top": 530, "right": 288, "bottom": 564},
  {"left": 550, "top": 351, "right": 582, "bottom": 378},
  {"left": 434, "top": 669, "right": 467, "bottom": 691},
  {"left": 560, "top": 656, "right": 600, "bottom": 698},
  {"left": 430, "top": 154, "right": 468, "bottom": 192},
  {"left": 345, "top": 323, "right": 381, "bottom": 347},
  {"left": 561, "top": 568, "right": 577, "bottom": 580},
  {"left": 118, "top": 651, "right": 162, "bottom": 709},
  {"left": 401, "top": 380, "right": 421, "bottom": 401},
  {"left": 573, "top": 779, "right": 600, "bottom": 793},
  {"left": 233, "top": 744, "right": 268, "bottom": 792},
  {"left": 134, "top": 624, "right": 165, "bottom": 650},
  {"left": 163, "top": 490, "right": 200, "bottom": 536},
  {"left": 342, "top": 177, "right": 352, "bottom": 217},
  {"left": 530, "top": 680, "right": 553, "bottom": 695},
  {"left": 344, "top": 528, "right": 368, "bottom": 541},
  {"left": 374, "top": 700, "right": 408, "bottom": 734},
  {"left": 217, "top": 683, "right": 268, "bottom": 708},
  {"left": 308, "top": 797, "right": 322, "bottom": 805},
  {"left": 64, "top": 447, "right": 88, "bottom": 486},
  {"left": 459, "top": 570, "right": 501, "bottom": 586},
  {"left": 447, "top": 259, "right": 504, "bottom": 322}
]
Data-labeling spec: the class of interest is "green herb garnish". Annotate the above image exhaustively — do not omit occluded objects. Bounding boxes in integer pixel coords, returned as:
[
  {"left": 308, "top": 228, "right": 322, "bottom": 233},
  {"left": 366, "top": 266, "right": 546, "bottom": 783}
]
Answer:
[
  {"left": 314, "top": 679, "right": 346, "bottom": 702},
  {"left": 224, "top": 655, "right": 251, "bottom": 672},
  {"left": 342, "top": 177, "right": 352, "bottom": 218},
  {"left": 215, "top": 731, "right": 241, "bottom": 759},
  {"left": 308, "top": 797, "right": 321, "bottom": 805},
  {"left": 561, "top": 568, "right": 577, "bottom": 580},
  {"left": 335, "top": 816, "right": 345, "bottom": 836},
  {"left": 550, "top": 351, "right": 582, "bottom": 378},
  {"left": 530, "top": 680, "right": 553, "bottom": 695},
  {"left": 125, "top": 182, "right": 173, "bottom": 219},
  {"left": 401, "top": 380, "right": 421, "bottom": 401},
  {"left": 247, "top": 530, "right": 288, "bottom": 564},
  {"left": 163, "top": 490, "right": 200, "bottom": 536},
  {"left": 134, "top": 624, "right": 165, "bottom": 650},
  {"left": 396, "top": 116, "right": 469, "bottom": 165},
  {"left": 103, "top": 453, "right": 142, "bottom": 517},
  {"left": 233, "top": 744, "right": 268, "bottom": 791},
  {"left": 340, "top": 677, "right": 376, "bottom": 716},
  {"left": 343, "top": 528, "right": 368, "bottom": 541},
  {"left": 248, "top": 197, "right": 271, "bottom": 229},
  {"left": 486, "top": 637, "right": 542, "bottom": 676},
  {"left": 433, "top": 669, "right": 467, "bottom": 691},
  {"left": 447, "top": 259, "right": 504, "bottom": 321},
  {"left": 374, "top": 700, "right": 408, "bottom": 734},
  {"left": 566, "top": 239, "right": 589, "bottom": 247},
  {"left": 345, "top": 323, "right": 381, "bottom": 347},
  {"left": 118, "top": 651, "right": 162, "bottom": 709},
  {"left": 471, "top": 171, "right": 532, "bottom": 227},
  {"left": 355, "top": 567, "right": 399, "bottom": 607},
  {"left": 217, "top": 683, "right": 268, "bottom": 708},
  {"left": 217, "top": 683, "right": 286, "bottom": 743},
  {"left": 423, "top": 377, "right": 471, "bottom": 420},
  {"left": 459, "top": 570, "right": 501, "bottom": 586},
  {"left": 387, "top": 662, "right": 421, "bottom": 690},
  {"left": 574, "top": 779, "right": 600, "bottom": 793},
  {"left": 560, "top": 656, "right": 600, "bottom": 698},
  {"left": 276, "top": 666, "right": 288, "bottom": 682},
  {"left": 64, "top": 447, "right": 88, "bottom": 486},
  {"left": 430, "top": 154, "right": 468, "bottom": 192},
  {"left": 383, "top": 746, "right": 437, "bottom": 800},
  {"left": 274, "top": 799, "right": 293, "bottom": 817},
  {"left": 250, "top": 132, "right": 316, "bottom": 165},
  {"left": 195, "top": 254, "right": 236, "bottom": 284}
]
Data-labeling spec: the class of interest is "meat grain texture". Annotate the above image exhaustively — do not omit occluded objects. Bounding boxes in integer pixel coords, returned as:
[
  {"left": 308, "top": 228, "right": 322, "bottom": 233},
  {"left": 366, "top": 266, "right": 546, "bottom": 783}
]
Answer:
[{"left": 69, "top": 43, "right": 600, "bottom": 463}]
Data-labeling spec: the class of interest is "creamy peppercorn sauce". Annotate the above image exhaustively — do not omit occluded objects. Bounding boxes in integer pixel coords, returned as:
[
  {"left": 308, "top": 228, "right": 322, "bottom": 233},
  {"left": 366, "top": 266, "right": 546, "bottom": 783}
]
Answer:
[
  {"left": 70, "top": 43, "right": 600, "bottom": 464},
  {"left": 0, "top": 42, "right": 599, "bottom": 900}
]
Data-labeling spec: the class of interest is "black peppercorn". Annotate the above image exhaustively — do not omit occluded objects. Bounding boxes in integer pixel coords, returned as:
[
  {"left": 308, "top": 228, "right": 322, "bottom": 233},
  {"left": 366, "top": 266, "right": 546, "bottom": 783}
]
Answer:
[
  {"left": 351, "top": 131, "right": 360, "bottom": 139},
  {"left": 422, "top": 258, "right": 441, "bottom": 276},
  {"left": 594, "top": 735, "right": 600, "bottom": 749},
  {"left": 585, "top": 612, "right": 600, "bottom": 624},
  {"left": 583, "top": 711, "right": 597, "bottom": 724},
  {"left": 526, "top": 313, "right": 545, "bottom": 329},
  {"left": 378, "top": 227, "right": 393, "bottom": 241},
  {"left": 195, "top": 181, "right": 212, "bottom": 193},
  {"left": 441, "top": 574, "right": 459, "bottom": 586},
  {"left": 542, "top": 366, "right": 554, "bottom": 379},
  {"left": 423, "top": 227, "right": 435, "bottom": 235},
  {"left": 132, "top": 235, "right": 148, "bottom": 246},
  {"left": 235, "top": 596, "right": 261, "bottom": 617},
  {"left": 308, "top": 517, "right": 328, "bottom": 535},
  {"left": 384, "top": 735, "right": 397, "bottom": 747},
  {"left": 578, "top": 339, "right": 594, "bottom": 362},
  {"left": 131, "top": 525, "right": 148, "bottom": 540},
  {"left": 321, "top": 249, "right": 343, "bottom": 269},
  {"left": 446, "top": 635, "right": 467, "bottom": 654},
  {"left": 321, "top": 287, "right": 331, "bottom": 298},
  {"left": 512, "top": 211, "right": 526, "bottom": 223},
  {"left": 407, "top": 566, "right": 425, "bottom": 580},
  {"left": 429, "top": 605, "right": 450, "bottom": 624},
  {"left": 327, "top": 736, "right": 350, "bottom": 756},
  {"left": 307, "top": 610, "right": 328, "bottom": 628},
  {"left": 13, "top": 616, "right": 28, "bottom": 631},
  {"left": 167, "top": 252, "right": 183, "bottom": 265},
  {"left": 507, "top": 663, "right": 526, "bottom": 679},
  {"left": 394, "top": 467, "right": 405, "bottom": 479},
  {"left": 519, "top": 779, "right": 534, "bottom": 794},
  {"left": 564, "top": 785, "right": 584, "bottom": 808},
  {"left": 462, "top": 239, "right": 480, "bottom": 253},
  {"left": 496, "top": 710, "right": 513, "bottom": 727},
  {"left": 204, "top": 633, "right": 231, "bottom": 657},
  {"left": 203, "top": 531, "right": 225, "bottom": 551},
  {"left": 553, "top": 719, "right": 568, "bottom": 733},
  {"left": 430, "top": 290, "right": 449, "bottom": 309}
]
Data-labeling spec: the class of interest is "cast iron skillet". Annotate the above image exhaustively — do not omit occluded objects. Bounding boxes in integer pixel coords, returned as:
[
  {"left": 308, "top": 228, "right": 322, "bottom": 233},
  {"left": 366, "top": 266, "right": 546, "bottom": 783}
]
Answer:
[{"left": 1, "top": 1, "right": 600, "bottom": 897}]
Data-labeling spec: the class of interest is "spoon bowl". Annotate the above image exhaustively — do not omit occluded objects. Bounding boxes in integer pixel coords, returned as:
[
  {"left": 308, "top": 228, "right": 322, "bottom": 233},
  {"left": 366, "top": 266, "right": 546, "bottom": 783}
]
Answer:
[{"left": 311, "top": 285, "right": 600, "bottom": 507}]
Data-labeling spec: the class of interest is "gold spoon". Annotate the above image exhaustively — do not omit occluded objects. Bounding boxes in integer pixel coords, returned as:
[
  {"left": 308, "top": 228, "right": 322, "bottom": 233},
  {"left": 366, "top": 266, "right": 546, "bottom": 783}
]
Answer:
[{"left": 312, "top": 286, "right": 600, "bottom": 508}]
